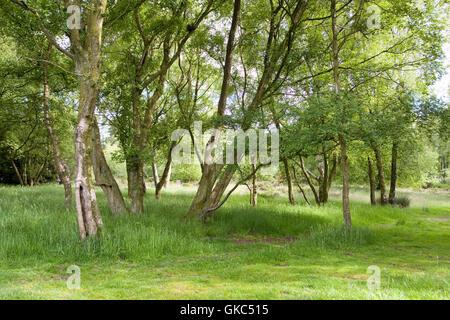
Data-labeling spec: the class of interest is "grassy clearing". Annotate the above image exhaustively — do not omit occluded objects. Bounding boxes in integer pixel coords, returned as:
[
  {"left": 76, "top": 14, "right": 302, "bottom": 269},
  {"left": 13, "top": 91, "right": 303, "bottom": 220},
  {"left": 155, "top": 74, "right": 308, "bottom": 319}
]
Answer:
[{"left": 0, "top": 184, "right": 448, "bottom": 299}]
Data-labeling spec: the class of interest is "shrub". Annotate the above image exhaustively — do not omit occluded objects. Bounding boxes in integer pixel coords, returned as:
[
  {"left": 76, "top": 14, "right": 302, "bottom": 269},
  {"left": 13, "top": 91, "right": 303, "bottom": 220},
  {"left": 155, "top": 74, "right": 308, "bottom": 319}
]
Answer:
[
  {"left": 392, "top": 196, "right": 410, "bottom": 208},
  {"left": 171, "top": 163, "right": 202, "bottom": 183}
]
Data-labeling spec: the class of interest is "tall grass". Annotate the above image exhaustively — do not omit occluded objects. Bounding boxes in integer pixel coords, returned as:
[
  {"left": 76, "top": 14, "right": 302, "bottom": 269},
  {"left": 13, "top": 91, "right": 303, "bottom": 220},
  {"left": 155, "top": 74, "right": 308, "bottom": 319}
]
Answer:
[
  {"left": 0, "top": 183, "right": 443, "bottom": 266},
  {"left": 1, "top": 184, "right": 449, "bottom": 299}
]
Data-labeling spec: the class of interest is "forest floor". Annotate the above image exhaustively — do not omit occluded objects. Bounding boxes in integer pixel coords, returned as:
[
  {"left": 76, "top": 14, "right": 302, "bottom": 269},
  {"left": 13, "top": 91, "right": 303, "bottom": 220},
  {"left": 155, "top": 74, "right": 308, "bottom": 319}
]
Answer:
[{"left": 0, "top": 184, "right": 448, "bottom": 299}]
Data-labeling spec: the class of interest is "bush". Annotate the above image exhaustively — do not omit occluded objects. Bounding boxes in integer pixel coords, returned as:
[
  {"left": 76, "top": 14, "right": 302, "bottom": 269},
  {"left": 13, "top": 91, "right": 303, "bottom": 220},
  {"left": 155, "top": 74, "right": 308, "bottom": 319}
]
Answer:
[
  {"left": 171, "top": 163, "right": 202, "bottom": 183},
  {"left": 392, "top": 196, "right": 410, "bottom": 208}
]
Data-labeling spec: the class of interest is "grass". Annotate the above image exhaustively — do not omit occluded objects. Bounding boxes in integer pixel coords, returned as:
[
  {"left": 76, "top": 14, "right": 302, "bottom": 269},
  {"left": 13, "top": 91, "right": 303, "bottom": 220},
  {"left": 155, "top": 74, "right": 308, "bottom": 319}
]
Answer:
[{"left": 0, "top": 183, "right": 448, "bottom": 299}]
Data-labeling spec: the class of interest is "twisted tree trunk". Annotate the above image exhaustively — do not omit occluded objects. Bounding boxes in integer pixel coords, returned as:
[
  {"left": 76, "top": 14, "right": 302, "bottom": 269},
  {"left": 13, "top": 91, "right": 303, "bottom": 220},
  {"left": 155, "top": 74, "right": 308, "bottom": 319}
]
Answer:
[
  {"left": 72, "top": 0, "right": 108, "bottom": 239},
  {"left": 186, "top": 0, "right": 306, "bottom": 219},
  {"left": 186, "top": 0, "right": 241, "bottom": 219},
  {"left": 74, "top": 80, "right": 103, "bottom": 239}
]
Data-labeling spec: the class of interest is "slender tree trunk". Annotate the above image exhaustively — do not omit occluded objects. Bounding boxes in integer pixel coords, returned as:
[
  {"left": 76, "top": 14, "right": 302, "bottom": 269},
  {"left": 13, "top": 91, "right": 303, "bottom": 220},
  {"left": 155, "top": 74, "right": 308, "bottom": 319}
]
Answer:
[
  {"left": 331, "top": 0, "right": 351, "bottom": 226},
  {"left": 23, "top": 160, "right": 28, "bottom": 186},
  {"left": 34, "top": 160, "right": 46, "bottom": 185},
  {"left": 164, "top": 163, "right": 171, "bottom": 188},
  {"left": 127, "top": 83, "right": 163, "bottom": 213},
  {"left": 251, "top": 164, "right": 258, "bottom": 207},
  {"left": 339, "top": 136, "right": 352, "bottom": 226},
  {"left": 92, "top": 117, "right": 127, "bottom": 214},
  {"left": 373, "top": 145, "right": 387, "bottom": 205},
  {"left": 42, "top": 44, "right": 72, "bottom": 208},
  {"left": 325, "top": 154, "right": 338, "bottom": 201},
  {"left": 33, "top": 160, "right": 46, "bottom": 187},
  {"left": 389, "top": 141, "right": 398, "bottom": 204},
  {"left": 318, "top": 153, "right": 328, "bottom": 204},
  {"left": 152, "top": 161, "right": 159, "bottom": 187},
  {"left": 299, "top": 156, "right": 320, "bottom": 205},
  {"left": 11, "top": 160, "right": 24, "bottom": 186},
  {"left": 292, "top": 165, "right": 310, "bottom": 205},
  {"left": 127, "top": 85, "right": 145, "bottom": 213},
  {"left": 283, "top": 159, "right": 295, "bottom": 205},
  {"left": 368, "top": 156, "right": 376, "bottom": 205},
  {"left": 155, "top": 142, "right": 176, "bottom": 200}
]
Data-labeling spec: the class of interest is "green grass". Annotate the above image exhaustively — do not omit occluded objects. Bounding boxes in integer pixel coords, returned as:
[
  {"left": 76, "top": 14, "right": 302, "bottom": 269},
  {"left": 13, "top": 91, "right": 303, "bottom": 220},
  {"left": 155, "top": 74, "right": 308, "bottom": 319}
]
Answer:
[{"left": 0, "top": 184, "right": 448, "bottom": 299}]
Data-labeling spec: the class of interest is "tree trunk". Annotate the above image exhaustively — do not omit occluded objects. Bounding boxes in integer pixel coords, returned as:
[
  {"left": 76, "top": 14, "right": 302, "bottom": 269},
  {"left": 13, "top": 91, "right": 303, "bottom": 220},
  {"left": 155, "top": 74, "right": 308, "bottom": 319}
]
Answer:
[
  {"left": 368, "top": 156, "right": 376, "bottom": 205},
  {"left": 155, "top": 142, "right": 176, "bottom": 200},
  {"left": 23, "top": 160, "right": 28, "bottom": 186},
  {"left": 127, "top": 84, "right": 164, "bottom": 213},
  {"left": 339, "top": 136, "right": 352, "bottom": 226},
  {"left": 74, "top": 79, "right": 104, "bottom": 238},
  {"left": 42, "top": 44, "right": 72, "bottom": 208},
  {"left": 187, "top": 164, "right": 221, "bottom": 218},
  {"left": 318, "top": 153, "right": 328, "bottom": 204},
  {"left": 299, "top": 156, "right": 320, "bottom": 205},
  {"left": 201, "top": 166, "right": 235, "bottom": 221},
  {"left": 292, "top": 165, "right": 310, "bottom": 205},
  {"left": 186, "top": 0, "right": 241, "bottom": 220},
  {"left": 34, "top": 159, "right": 46, "bottom": 185},
  {"left": 127, "top": 158, "right": 146, "bottom": 214},
  {"left": 92, "top": 117, "right": 127, "bottom": 214},
  {"left": 251, "top": 164, "right": 257, "bottom": 207},
  {"left": 32, "top": 160, "right": 47, "bottom": 187},
  {"left": 74, "top": 110, "right": 101, "bottom": 238},
  {"left": 152, "top": 161, "right": 159, "bottom": 187},
  {"left": 332, "top": 0, "right": 351, "bottom": 226},
  {"left": 11, "top": 160, "right": 24, "bottom": 186},
  {"left": 389, "top": 141, "right": 398, "bottom": 204},
  {"left": 283, "top": 159, "right": 295, "bottom": 205},
  {"left": 164, "top": 163, "right": 171, "bottom": 188},
  {"left": 373, "top": 145, "right": 387, "bottom": 205},
  {"left": 325, "top": 154, "right": 338, "bottom": 201},
  {"left": 73, "top": 0, "right": 107, "bottom": 239}
]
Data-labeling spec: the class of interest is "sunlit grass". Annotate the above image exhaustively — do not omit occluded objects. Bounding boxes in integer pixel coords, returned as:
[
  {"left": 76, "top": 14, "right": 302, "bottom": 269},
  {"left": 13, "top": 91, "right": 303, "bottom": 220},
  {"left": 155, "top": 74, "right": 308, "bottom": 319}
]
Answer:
[{"left": 0, "top": 184, "right": 448, "bottom": 299}]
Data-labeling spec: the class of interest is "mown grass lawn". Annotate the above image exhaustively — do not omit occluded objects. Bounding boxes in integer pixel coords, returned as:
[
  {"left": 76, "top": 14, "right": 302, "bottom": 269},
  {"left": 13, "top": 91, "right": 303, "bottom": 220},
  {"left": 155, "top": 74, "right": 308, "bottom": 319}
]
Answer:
[{"left": 0, "top": 184, "right": 448, "bottom": 299}]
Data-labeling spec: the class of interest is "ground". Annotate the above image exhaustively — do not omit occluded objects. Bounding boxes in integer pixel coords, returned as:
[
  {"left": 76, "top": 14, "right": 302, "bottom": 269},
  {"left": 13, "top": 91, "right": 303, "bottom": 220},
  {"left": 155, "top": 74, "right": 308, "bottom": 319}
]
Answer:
[{"left": 0, "top": 184, "right": 448, "bottom": 299}]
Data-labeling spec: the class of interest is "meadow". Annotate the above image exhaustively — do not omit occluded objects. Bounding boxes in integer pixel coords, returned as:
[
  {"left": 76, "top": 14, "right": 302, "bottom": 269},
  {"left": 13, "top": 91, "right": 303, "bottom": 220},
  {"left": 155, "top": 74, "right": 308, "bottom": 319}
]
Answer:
[{"left": 0, "top": 184, "right": 448, "bottom": 299}]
